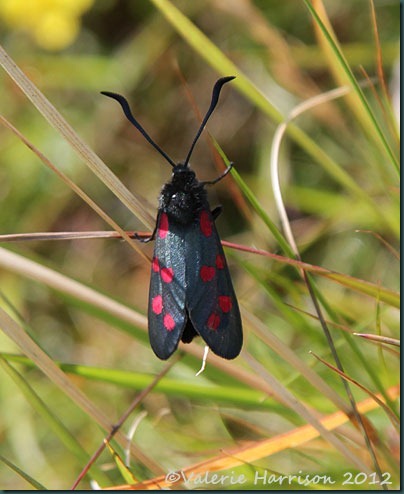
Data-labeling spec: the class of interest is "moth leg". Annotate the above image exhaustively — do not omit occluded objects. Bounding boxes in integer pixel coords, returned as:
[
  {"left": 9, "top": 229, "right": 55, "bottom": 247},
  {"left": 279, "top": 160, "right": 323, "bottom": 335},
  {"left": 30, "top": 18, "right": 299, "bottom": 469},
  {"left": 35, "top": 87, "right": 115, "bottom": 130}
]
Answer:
[
  {"left": 211, "top": 206, "right": 222, "bottom": 221},
  {"left": 201, "top": 162, "right": 234, "bottom": 186},
  {"left": 134, "top": 231, "right": 155, "bottom": 243},
  {"left": 134, "top": 213, "right": 159, "bottom": 243}
]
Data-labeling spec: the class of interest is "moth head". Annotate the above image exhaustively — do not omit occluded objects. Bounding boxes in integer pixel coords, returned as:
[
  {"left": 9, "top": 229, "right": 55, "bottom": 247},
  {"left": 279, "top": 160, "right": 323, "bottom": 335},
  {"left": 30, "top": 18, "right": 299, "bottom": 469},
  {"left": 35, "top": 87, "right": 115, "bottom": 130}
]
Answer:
[{"left": 172, "top": 163, "right": 196, "bottom": 180}]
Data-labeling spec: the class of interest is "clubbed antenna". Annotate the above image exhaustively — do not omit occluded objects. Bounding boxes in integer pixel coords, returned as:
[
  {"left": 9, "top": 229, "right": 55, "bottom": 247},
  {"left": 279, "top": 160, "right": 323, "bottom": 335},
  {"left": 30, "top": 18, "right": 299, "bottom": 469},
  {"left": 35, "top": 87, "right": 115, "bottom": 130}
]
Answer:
[
  {"left": 101, "top": 91, "right": 176, "bottom": 168},
  {"left": 183, "top": 76, "right": 236, "bottom": 166},
  {"left": 101, "top": 75, "right": 236, "bottom": 168}
]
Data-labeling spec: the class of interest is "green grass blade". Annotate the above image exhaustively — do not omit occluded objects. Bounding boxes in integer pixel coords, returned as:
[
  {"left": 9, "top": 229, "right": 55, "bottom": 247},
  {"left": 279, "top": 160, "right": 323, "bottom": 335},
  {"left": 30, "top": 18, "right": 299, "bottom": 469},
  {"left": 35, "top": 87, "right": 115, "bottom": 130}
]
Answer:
[
  {"left": 304, "top": 0, "right": 399, "bottom": 176},
  {"left": 0, "top": 454, "right": 47, "bottom": 490},
  {"left": 0, "top": 357, "right": 110, "bottom": 486},
  {"left": 1, "top": 353, "right": 288, "bottom": 412}
]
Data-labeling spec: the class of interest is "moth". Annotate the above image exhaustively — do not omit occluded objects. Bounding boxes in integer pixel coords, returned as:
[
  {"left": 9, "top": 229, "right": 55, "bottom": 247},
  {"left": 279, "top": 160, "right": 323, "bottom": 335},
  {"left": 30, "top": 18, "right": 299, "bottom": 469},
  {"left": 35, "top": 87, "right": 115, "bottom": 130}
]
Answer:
[{"left": 101, "top": 76, "right": 242, "bottom": 360}]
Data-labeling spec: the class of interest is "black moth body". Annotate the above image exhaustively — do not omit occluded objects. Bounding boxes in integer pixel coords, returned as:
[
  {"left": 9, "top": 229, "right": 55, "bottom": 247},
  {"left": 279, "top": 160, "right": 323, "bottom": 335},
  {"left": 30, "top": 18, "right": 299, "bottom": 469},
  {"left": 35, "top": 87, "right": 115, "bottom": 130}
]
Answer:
[
  {"left": 101, "top": 77, "right": 243, "bottom": 360},
  {"left": 149, "top": 164, "right": 243, "bottom": 359}
]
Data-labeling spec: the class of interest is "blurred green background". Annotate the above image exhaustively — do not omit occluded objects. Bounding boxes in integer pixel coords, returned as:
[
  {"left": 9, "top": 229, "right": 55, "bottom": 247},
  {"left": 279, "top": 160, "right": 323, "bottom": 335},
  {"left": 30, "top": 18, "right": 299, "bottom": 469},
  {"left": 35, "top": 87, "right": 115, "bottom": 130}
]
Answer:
[{"left": 0, "top": 0, "right": 399, "bottom": 490}]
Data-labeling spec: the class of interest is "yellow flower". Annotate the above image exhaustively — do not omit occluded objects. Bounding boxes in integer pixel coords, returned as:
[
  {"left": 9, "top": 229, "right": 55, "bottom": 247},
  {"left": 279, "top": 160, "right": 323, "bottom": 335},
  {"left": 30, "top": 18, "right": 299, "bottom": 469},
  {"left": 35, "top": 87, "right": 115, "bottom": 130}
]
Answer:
[
  {"left": 33, "top": 10, "right": 79, "bottom": 50},
  {"left": 0, "top": 0, "right": 94, "bottom": 51}
]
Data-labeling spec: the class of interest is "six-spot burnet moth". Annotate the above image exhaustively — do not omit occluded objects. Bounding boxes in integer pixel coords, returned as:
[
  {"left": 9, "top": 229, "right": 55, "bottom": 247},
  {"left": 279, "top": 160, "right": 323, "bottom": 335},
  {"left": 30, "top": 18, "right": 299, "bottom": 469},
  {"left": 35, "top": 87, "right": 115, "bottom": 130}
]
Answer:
[{"left": 101, "top": 76, "right": 243, "bottom": 360}]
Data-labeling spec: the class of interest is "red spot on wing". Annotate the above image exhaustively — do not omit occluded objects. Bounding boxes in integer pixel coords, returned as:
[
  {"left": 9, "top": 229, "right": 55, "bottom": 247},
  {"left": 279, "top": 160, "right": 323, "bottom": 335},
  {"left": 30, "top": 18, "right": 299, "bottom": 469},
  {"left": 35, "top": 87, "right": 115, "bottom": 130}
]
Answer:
[
  {"left": 207, "top": 312, "right": 220, "bottom": 330},
  {"left": 219, "top": 295, "right": 232, "bottom": 313},
  {"left": 200, "top": 265, "right": 215, "bottom": 282},
  {"left": 158, "top": 212, "right": 169, "bottom": 238},
  {"left": 152, "top": 257, "right": 160, "bottom": 272},
  {"left": 152, "top": 295, "right": 163, "bottom": 314},
  {"left": 163, "top": 313, "right": 175, "bottom": 331},
  {"left": 199, "top": 210, "right": 212, "bottom": 237},
  {"left": 215, "top": 254, "right": 225, "bottom": 269},
  {"left": 161, "top": 267, "right": 174, "bottom": 283}
]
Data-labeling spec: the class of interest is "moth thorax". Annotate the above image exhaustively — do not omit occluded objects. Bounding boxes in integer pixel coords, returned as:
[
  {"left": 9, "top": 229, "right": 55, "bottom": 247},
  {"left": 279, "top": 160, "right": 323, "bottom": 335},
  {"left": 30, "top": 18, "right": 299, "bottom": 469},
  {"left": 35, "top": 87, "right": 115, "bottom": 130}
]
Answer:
[{"left": 160, "top": 179, "right": 206, "bottom": 224}]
